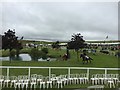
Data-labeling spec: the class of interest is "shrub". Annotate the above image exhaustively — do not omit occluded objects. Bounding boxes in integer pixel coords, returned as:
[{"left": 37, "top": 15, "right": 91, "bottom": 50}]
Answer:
[
  {"left": 41, "top": 52, "right": 47, "bottom": 59},
  {"left": 41, "top": 48, "right": 48, "bottom": 54},
  {"left": 29, "top": 48, "right": 40, "bottom": 60},
  {"left": 29, "top": 48, "right": 48, "bottom": 60},
  {"left": 39, "top": 49, "right": 48, "bottom": 59}
]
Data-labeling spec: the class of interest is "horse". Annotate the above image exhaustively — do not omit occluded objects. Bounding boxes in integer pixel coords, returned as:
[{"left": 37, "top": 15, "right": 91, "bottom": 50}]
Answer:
[
  {"left": 80, "top": 53, "right": 93, "bottom": 64},
  {"left": 62, "top": 54, "right": 68, "bottom": 61}
]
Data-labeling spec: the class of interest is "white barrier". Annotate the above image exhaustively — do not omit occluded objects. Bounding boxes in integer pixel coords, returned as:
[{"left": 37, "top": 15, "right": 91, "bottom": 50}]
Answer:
[{"left": 0, "top": 66, "right": 120, "bottom": 81}]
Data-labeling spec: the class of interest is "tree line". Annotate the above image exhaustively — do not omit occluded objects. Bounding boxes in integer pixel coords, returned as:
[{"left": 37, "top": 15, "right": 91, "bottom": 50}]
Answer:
[{"left": 1, "top": 29, "right": 86, "bottom": 62}]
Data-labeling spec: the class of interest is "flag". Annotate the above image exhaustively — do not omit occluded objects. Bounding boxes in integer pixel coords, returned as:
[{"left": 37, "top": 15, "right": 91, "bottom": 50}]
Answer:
[
  {"left": 20, "top": 36, "right": 24, "bottom": 40},
  {"left": 106, "top": 36, "right": 108, "bottom": 39}
]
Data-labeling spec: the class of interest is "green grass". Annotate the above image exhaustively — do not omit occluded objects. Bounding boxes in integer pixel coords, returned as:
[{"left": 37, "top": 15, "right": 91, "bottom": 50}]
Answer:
[
  {"left": 1, "top": 48, "right": 119, "bottom": 78},
  {"left": 0, "top": 50, "right": 10, "bottom": 57},
  {"left": 2, "top": 53, "right": 118, "bottom": 68},
  {"left": 1, "top": 49, "right": 119, "bottom": 76}
]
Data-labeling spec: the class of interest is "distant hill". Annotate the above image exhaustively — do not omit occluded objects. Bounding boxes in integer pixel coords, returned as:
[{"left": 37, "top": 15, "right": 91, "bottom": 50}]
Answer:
[
  {"left": 20, "top": 39, "right": 120, "bottom": 44},
  {"left": 86, "top": 40, "right": 120, "bottom": 43}
]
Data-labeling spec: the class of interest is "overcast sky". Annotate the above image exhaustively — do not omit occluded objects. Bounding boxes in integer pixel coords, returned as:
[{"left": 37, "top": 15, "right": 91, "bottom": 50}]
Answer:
[{"left": 1, "top": 1, "right": 118, "bottom": 41}]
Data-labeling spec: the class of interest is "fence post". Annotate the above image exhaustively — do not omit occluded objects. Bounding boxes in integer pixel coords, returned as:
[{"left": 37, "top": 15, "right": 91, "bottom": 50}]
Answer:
[
  {"left": 68, "top": 68, "right": 70, "bottom": 78},
  {"left": 87, "top": 69, "right": 89, "bottom": 78},
  {"left": 49, "top": 68, "right": 51, "bottom": 81},
  {"left": 105, "top": 69, "right": 107, "bottom": 78},
  {"left": 7, "top": 68, "right": 9, "bottom": 79},
  {"left": 28, "top": 67, "right": 31, "bottom": 77}
]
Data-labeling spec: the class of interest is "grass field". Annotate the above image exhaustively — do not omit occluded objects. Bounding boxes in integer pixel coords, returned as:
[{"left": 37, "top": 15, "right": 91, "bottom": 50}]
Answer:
[
  {"left": 2, "top": 48, "right": 118, "bottom": 68},
  {"left": 1, "top": 48, "right": 119, "bottom": 75},
  {"left": 1, "top": 48, "right": 119, "bottom": 89}
]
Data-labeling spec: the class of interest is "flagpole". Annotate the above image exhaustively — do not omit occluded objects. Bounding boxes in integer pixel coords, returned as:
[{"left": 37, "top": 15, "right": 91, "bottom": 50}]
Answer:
[{"left": 105, "top": 36, "right": 108, "bottom": 49}]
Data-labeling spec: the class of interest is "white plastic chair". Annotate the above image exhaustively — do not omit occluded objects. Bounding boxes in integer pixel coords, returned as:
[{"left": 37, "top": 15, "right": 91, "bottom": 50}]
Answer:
[
  {"left": 50, "top": 74, "right": 58, "bottom": 85},
  {"left": 31, "top": 74, "right": 37, "bottom": 81},
  {"left": 94, "top": 74, "right": 101, "bottom": 84},
  {"left": 3, "top": 76, "right": 10, "bottom": 87},
  {"left": 68, "top": 74, "right": 74, "bottom": 85},
  {"left": 15, "top": 75, "right": 24, "bottom": 89},
  {"left": 30, "top": 77, "right": 37, "bottom": 89},
  {"left": 15, "top": 75, "right": 29, "bottom": 89},
  {"left": 62, "top": 75, "right": 69, "bottom": 85},
  {"left": 56, "top": 76, "right": 63, "bottom": 88},
  {"left": 39, "top": 77, "right": 46, "bottom": 89},
  {"left": 71, "top": 74, "right": 79, "bottom": 84},
  {"left": 0, "top": 75, "right": 4, "bottom": 88},
  {"left": 59, "top": 75, "right": 68, "bottom": 86},
  {"left": 97, "top": 74, "right": 105, "bottom": 84},
  {"left": 107, "top": 78, "right": 115, "bottom": 88},
  {"left": 10, "top": 76, "right": 18, "bottom": 87},
  {"left": 111, "top": 74, "right": 119, "bottom": 84},
  {"left": 37, "top": 75, "right": 43, "bottom": 85},
  {"left": 78, "top": 74, "right": 85, "bottom": 84},
  {"left": 46, "top": 76, "right": 52, "bottom": 88},
  {"left": 90, "top": 74, "right": 99, "bottom": 85},
  {"left": 117, "top": 79, "right": 120, "bottom": 87},
  {"left": 22, "top": 76, "right": 30, "bottom": 89},
  {"left": 80, "top": 73, "right": 89, "bottom": 84}
]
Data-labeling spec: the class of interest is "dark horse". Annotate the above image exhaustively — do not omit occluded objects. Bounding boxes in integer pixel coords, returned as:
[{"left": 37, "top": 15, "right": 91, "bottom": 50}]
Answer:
[
  {"left": 62, "top": 54, "right": 68, "bottom": 60},
  {"left": 80, "top": 53, "right": 93, "bottom": 64}
]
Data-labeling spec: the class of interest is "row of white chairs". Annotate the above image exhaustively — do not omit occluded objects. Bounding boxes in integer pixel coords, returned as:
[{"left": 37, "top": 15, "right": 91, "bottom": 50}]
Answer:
[
  {"left": 0, "top": 73, "right": 119, "bottom": 89},
  {"left": 90, "top": 74, "right": 119, "bottom": 84},
  {"left": 90, "top": 74, "right": 119, "bottom": 88},
  {"left": 0, "top": 73, "right": 89, "bottom": 89}
]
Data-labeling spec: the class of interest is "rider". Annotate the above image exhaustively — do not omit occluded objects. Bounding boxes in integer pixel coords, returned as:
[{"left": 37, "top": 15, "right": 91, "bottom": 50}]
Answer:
[{"left": 83, "top": 53, "right": 89, "bottom": 59}]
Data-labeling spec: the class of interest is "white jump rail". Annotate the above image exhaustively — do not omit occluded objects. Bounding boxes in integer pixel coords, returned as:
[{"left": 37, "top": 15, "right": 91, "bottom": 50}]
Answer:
[{"left": 0, "top": 66, "right": 120, "bottom": 81}]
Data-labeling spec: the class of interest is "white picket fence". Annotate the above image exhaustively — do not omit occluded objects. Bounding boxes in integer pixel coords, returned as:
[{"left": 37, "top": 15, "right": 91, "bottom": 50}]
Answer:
[{"left": 0, "top": 66, "right": 120, "bottom": 81}]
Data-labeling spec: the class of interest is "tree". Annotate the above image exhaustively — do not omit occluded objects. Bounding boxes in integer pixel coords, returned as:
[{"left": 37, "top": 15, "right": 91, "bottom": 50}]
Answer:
[
  {"left": 2, "top": 29, "right": 23, "bottom": 62},
  {"left": 52, "top": 41, "right": 60, "bottom": 49},
  {"left": 66, "top": 46, "right": 70, "bottom": 59},
  {"left": 41, "top": 48, "right": 48, "bottom": 59},
  {"left": 29, "top": 47, "right": 49, "bottom": 60},
  {"left": 67, "top": 33, "right": 86, "bottom": 61},
  {"left": 29, "top": 48, "right": 40, "bottom": 60}
]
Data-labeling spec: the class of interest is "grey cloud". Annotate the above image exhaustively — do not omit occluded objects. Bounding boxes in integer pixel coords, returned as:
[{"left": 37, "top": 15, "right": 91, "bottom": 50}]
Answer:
[{"left": 1, "top": 2, "right": 118, "bottom": 41}]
